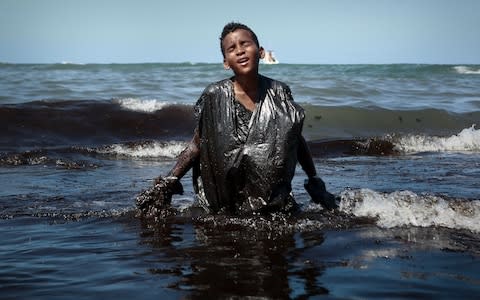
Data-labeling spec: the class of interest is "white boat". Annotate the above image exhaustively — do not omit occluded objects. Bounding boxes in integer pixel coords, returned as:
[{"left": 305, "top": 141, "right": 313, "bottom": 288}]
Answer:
[{"left": 262, "top": 50, "right": 279, "bottom": 64}]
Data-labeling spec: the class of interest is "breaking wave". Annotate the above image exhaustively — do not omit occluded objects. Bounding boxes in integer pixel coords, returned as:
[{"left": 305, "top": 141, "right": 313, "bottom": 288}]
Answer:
[
  {"left": 2, "top": 99, "right": 478, "bottom": 150},
  {"left": 453, "top": 65, "right": 480, "bottom": 75},
  {"left": 339, "top": 189, "right": 480, "bottom": 233},
  {"left": 0, "top": 100, "right": 196, "bottom": 148},
  {"left": 113, "top": 98, "right": 171, "bottom": 113},
  {"left": 394, "top": 125, "right": 480, "bottom": 153},
  {"left": 95, "top": 141, "right": 187, "bottom": 158},
  {"left": 0, "top": 141, "right": 188, "bottom": 167},
  {"left": 1, "top": 126, "right": 479, "bottom": 169},
  {"left": 3, "top": 186, "right": 479, "bottom": 235}
]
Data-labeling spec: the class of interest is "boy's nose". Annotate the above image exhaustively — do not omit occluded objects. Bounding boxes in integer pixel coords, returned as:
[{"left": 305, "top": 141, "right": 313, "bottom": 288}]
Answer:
[{"left": 235, "top": 45, "right": 245, "bottom": 55}]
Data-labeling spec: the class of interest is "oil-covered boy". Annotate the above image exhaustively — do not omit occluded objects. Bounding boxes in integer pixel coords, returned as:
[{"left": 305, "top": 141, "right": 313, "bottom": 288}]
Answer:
[{"left": 137, "top": 22, "right": 336, "bottom": 216}]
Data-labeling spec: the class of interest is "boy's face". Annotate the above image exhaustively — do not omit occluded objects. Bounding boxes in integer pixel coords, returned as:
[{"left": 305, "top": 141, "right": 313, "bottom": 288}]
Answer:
[{"left": 222, "top": 29, "right": 264, "bottom": 76}]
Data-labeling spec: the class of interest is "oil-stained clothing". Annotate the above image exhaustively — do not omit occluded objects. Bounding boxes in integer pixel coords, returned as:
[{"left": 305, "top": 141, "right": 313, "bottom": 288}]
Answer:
[{"left": 193, "top": 75, "right": 305, "bottom": 214}]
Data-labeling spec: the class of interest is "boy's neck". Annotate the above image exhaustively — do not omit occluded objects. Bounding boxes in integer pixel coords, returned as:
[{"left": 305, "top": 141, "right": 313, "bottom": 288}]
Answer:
[
  {"left": 232, "top": 73, "right": 260, "bottom": 111},
  {"left": 233, "top": 73, "right": 259, "bottom": 95}
]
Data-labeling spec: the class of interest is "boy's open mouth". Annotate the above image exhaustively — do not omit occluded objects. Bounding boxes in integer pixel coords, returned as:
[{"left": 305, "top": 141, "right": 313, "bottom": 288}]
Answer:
[{"left": 238, "top": 57, "right": 249, "bottom": 65}]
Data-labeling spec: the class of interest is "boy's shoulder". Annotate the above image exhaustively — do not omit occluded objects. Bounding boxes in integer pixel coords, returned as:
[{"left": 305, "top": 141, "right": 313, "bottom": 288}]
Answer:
[
  {"left": 260, "top": 75, "right": 289, "bottom": 90},
  {"left": 200, "top": 75, "right": 291, "bottom": 96},
  {"left": 260, "top": 75, "right": 296, "bottom": 104},
  {"left": 203, "top": 78, "right": 231, "bottom": 94}
]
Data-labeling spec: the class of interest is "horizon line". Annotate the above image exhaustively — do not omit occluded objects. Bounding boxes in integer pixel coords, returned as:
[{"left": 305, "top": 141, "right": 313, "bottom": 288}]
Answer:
[{"left": 1, "top": 61, "right": 479, "bottom": 66}]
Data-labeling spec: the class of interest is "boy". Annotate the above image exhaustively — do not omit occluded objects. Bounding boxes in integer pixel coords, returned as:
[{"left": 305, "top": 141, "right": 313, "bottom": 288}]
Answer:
[{"left": 137, "top": 22, "right": 336, "bottom": 216}]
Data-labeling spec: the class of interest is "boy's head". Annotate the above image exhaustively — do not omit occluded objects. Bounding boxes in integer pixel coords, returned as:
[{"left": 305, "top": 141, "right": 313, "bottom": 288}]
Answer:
[{"left": 220, "top": 22, "right": 260, "bottom": 58}]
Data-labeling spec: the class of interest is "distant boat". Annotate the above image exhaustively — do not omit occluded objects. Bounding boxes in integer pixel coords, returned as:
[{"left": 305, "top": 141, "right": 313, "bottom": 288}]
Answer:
[{"left": 262, "top": 50, "right": 279, "bottom": 64}]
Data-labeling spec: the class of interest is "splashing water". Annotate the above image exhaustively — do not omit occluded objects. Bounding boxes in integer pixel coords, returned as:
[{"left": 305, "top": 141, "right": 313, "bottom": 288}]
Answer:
[{"left": 340, "top": 188, "right": 480, "bottom": 232}]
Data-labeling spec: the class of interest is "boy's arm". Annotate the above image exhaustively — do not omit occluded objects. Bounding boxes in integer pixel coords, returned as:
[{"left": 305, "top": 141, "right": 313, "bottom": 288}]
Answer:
[
  {"left": 297, "top": 135, "right": 317, "bottom": 178},
  {"left": 136, "top": 129, "right": 200, "bottom": 213},
  {"left": 165, "top": 128, "right": 201, "bottom": 180},
  {"left": 298, "top": 135, "right": 338, "bottom": 210}
]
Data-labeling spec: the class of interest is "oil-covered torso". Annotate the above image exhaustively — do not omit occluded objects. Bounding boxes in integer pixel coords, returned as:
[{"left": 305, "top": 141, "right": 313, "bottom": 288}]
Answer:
[{"left": 194, "top": 75, "right": 305, "bottom": 213}]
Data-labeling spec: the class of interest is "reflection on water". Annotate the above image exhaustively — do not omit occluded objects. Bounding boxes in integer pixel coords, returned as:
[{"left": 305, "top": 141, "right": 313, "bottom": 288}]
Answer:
[
  {"left": 138, "top": 215, "right": 332, "bottom": 299},
  {"left": 132, "top": 212, "right": 480, "bottom": 299},
  {"left": 1, "top": 213, "right": 480, "bottom": 299}
]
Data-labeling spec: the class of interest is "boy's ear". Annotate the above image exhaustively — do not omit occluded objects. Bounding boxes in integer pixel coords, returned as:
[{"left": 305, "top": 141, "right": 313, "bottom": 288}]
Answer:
[
  {"left": 259, "top": 47, "right": 265, "bottom": 59},
  {"left": 223, "top": 59, "right": 230, "bottom": 70}
]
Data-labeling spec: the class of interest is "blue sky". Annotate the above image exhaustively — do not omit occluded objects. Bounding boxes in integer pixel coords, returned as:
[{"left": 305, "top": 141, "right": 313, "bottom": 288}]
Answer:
[{"left": 1, "top": 0, "right": 479, "bottom": 64}]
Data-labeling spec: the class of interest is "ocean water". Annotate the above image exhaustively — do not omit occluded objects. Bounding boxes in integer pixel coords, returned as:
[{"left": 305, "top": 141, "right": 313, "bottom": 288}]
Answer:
[{"left": 1, "top": 62, "right": 480, "bottom": 299}]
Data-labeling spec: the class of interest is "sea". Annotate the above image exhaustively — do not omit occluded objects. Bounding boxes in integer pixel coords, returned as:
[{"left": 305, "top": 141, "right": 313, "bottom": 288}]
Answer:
[{"left": 1, "top": 62, "right": 479, "bottom": 299}]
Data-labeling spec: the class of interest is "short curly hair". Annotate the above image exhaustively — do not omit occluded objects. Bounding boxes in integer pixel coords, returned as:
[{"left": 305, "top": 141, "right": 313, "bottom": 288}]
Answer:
[{"left": 219, "top": 22, "right": 260, "bottom": 58}]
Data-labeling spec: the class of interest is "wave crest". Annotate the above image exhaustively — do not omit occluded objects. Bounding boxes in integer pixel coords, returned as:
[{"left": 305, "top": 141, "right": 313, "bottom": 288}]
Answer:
[
  {"left": 339, "top": 188, "right": 480, "bottom": 232},
  {"left": 114, "top": 98, "right": 170, "bottom": 113},
  {"left": 95, "top": 141, "right": 187, "bottom": 158},
  {"left": 395, "top": 125, "right": 479, "bottom": 153},
  {"left": 454, "top": 66, "right": 480, "bottom": 75}
]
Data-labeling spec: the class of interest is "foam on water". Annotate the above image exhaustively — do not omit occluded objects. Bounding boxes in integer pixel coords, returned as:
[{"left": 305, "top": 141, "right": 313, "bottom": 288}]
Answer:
[
  {"left": 339, "top": 188, "right": 480, "bottom": 233},
  {"left": 394, "top": 125, "right": 480, "bottom": 153},
  {"left": 60, "top": 61, "right": 85, "bottom": 65},
  {"left": 453, "top": 66, "right": 480, "bottom": 75},
  {"left": 115, "top": 98, "right": 170, "bottom": 113},
  {"left": 97, "top": 141, "right": 187, "bottom": 158}
]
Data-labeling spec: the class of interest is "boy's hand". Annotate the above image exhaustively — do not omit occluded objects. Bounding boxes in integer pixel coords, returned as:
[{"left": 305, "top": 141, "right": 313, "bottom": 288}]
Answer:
[
  {"left": 304, "top": 176, "right": 338, "bottom": 210},
  {"left": 153, "top": 176, "right": 184, "bottom": 195},
  {"left": 136, "top": 176, "right": 183, "bottom": 214}
]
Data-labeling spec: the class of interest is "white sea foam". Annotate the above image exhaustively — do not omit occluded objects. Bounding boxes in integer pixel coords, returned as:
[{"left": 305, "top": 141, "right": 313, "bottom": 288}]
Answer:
[
  {"left": 453, "top": 66, "right": 480, "bottom": 74},
  {"left": 340, "top": 188, "right": 480, "bottom": 232},
  {"left": 97, "top": 141, "right": 187, "bottom": 158},
  {"left": 394, "top": 125, "right": 480, "bottom": 153},
  {"left": 115, "top": 98, "right": 169, "bottom": 113},
  {"left": 60, "top": 61, "right": 85, "bottom": 65}
]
